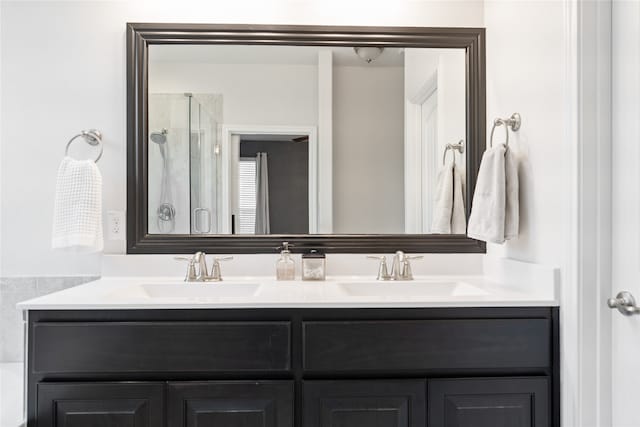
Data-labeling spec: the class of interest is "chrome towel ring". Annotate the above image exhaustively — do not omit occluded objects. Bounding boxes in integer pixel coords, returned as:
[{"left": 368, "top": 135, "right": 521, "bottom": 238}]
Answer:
[
  {"left": 64, "top": 129, "right": 103, "bottom": 162},
  {"left": 443, "top": 140, "right": 464, "bottom": 165},
  {"left": 489, "top": 113, "right": 521, "bottom": 148}
]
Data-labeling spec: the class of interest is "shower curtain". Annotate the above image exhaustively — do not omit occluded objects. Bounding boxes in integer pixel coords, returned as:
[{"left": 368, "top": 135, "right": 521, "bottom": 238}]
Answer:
[{"left": 255, "top": 152, "right": 270, "bottom": 234}]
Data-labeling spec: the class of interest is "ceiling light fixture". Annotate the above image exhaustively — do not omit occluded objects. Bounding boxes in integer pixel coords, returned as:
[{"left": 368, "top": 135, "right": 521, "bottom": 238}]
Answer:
[{"left": 353, "top": 47, "right": 384, "bottom": 64}]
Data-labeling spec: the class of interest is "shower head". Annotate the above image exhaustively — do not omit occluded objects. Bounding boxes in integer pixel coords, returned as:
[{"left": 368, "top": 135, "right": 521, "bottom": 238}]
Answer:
[{"left": 150, "top": 129, "right": 168, "bottom": 144}]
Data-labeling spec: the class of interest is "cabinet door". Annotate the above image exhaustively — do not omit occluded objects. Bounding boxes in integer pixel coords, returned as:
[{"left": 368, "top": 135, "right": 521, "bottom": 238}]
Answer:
[
  {"left": 37, "top": 382, "right": 163, "bottom": 427},
  {"left": 303, "top": 380, "right": 426, "bottom": 427},
  {"left": 167, "top": 381, "right": 294, "bottom": 427},
  {"left": 429, "top": 377, "right": 550, "bottom": 427}
]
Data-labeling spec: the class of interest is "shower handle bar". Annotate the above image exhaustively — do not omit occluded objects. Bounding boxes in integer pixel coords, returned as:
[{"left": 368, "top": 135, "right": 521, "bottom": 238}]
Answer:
[{"left": 193, "top": 208, "right": 212, "bottom": 234}]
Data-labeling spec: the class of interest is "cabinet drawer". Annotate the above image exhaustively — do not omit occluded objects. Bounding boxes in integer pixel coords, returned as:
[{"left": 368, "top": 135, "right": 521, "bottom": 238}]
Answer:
[
  {"left": 303, "top": 318, "right": 550, "bottom": 372},
  {"left": 32, "top": 321, "right": 291, "bottom": 374}
]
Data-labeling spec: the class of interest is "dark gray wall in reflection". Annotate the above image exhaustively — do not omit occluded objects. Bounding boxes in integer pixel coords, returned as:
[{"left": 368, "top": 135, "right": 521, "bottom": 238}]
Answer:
[{"left": 240, "top": 140, "right": 309, "bottom": 234}]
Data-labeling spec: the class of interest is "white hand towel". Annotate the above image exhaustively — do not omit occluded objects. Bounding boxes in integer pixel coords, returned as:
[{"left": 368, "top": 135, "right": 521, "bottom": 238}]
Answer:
[
  {"left": 51, "top": 157, "right": 103, "bottom": 252},
  {"left": 431, "top": 162, "right": 467, "bottom": 234},
  {"left": 451, "top": 163, "right": 467, "bottom": 234},
  {"left": 467, "top": 144, "right": 519, "bottom": 243},
  {"left": 431, "top": 161, "right": 454, "bottom": 234},
  {"left": 504, "top": 146, "right": 519, "bottom": 240}
]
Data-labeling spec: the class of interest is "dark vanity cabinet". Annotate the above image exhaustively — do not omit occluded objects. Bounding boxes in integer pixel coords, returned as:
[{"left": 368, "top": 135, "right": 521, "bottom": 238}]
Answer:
[{"left": 27, "top": 307, "right": 559, "bottom": 427}]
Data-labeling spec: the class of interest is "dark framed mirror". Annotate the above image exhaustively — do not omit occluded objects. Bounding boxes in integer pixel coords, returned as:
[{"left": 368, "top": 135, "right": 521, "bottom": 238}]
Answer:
[{"left": 127, "top": 23, "right": 486, "bottom": 253}]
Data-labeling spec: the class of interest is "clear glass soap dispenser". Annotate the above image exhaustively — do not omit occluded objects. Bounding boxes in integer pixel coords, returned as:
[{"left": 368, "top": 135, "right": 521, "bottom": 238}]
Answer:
[{"left": 276, "top": 242, "right": 295, "bottom": 280}]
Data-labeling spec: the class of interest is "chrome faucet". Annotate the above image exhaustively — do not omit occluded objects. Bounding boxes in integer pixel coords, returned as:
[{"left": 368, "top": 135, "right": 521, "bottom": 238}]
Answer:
[
  {"left": 367, "top": 251, "right": 423, "bottom": 281},
  {"left": 194, "top": 251, "right": 208, "bottom": 281},
  {"left": 390, "top": 251, "right": 423, "bottom": 281},
  {"left": 175, "top": 252, "right": 233, "bottom": 282}
]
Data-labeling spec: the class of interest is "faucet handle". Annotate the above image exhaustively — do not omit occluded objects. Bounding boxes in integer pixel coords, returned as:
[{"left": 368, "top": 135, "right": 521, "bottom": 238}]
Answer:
[
  {"left": 401, "top": 255, "right": 423, "bottom": 280},
  {"left": 367, "top": 256, "right": 390, "bottom": 281},
  {"left": 208, "top": 256, "right": 234, "bottom": 281},
  {"left": 174, "top": 256, "right": 197, "bottom": 282}
]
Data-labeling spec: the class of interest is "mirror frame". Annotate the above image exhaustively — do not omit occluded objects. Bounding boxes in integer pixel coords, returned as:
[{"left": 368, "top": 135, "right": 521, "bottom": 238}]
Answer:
[{"left": 126, "top": 23, "right": 486, "bottom": 254}]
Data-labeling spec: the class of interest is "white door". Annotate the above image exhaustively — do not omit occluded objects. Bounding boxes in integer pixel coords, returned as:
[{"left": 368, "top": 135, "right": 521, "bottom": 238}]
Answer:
[{"left": 610, "top": 2, "right": 640, "bottom": 426}]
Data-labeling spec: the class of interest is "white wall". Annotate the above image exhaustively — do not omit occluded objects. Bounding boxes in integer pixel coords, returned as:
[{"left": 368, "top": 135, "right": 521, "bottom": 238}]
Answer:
[
  {"left": 333, "top": 65, "right": 405, "bottom": 234},
  {"left": 484, "top": 1, "right": 569, "bottom": 267},
  {"left": 0, "top": 0, "right": 484, "bottom": 276},
  {"left": 484, "top": 1, "right": 573, "bottom": 425},
  {"left": 150, "top": 62, "right": 318, "bottom": 126}
]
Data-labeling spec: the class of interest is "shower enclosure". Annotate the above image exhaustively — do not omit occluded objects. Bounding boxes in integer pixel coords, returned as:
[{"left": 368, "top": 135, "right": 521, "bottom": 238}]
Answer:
[{"left": 148, "top": 93, "right": 223, "bottom": 234}]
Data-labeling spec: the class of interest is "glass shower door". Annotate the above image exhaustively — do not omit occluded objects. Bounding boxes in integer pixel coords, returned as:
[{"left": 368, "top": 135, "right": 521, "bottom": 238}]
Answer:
[
  {"left": 148, "top": 93, "right": 190, "bottom": 234},
  {"left": 188, "top": 94, "right": 222, "bottom": 234},
  {"left": 148, "top": 92, "right": 222, "bottom": 235}
]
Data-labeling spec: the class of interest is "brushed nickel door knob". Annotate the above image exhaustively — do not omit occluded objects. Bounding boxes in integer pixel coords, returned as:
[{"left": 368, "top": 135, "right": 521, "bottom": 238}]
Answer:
[{"left": 607, "top": 291, "right": 640, "bottom": 316}]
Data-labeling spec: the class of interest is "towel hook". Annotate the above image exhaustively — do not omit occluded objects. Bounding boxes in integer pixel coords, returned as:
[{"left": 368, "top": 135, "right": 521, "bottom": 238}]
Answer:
[
  {"left": 443, "top": 140, "right": 464, "bottom": 165},
  {"left": 489, "top": 113, "right": 521, "bottom": 148},
  {"left": 64, "top": 129, "right": 103, "bottom": 162}
]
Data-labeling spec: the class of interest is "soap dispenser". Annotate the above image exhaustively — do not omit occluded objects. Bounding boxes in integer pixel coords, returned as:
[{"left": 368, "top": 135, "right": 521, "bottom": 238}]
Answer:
[{"left": 276, "top": 242, "right": 295, "bottom": 280}]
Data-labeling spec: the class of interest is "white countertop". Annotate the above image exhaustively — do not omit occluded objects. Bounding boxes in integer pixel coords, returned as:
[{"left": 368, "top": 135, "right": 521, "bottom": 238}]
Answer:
[{"left": 17, "top": 274, "right": 559, "bottom": 310}]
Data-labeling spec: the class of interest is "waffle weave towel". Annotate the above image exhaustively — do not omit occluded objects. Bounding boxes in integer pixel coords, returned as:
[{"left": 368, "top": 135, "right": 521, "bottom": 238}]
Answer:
[{"left": 51, "top": 156, "right": 103, "bottom": 252}]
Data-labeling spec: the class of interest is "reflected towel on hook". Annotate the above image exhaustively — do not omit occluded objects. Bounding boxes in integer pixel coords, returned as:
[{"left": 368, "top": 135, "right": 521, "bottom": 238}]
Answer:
[
  {"left": 51, "top": 157, "right": 103, "bottom": 252},
  {"left": 451, "top": 163, "right": 466, "bottom": 234},
  {"left": 467, "top": 144, "right": 519, "bottom": 243},
  {"left": 431, "top": 162, "right": 466, "bottom": 234}
]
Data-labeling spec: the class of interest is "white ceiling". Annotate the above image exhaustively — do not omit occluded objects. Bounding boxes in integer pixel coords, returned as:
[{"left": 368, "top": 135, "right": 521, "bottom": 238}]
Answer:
[{"left": 149, "top": 44, "right": 429, "bottom": 67}]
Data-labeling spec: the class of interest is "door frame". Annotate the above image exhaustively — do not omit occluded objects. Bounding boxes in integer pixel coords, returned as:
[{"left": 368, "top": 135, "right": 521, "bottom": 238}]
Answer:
[
  {"left": 220, "top": 124, "right": 320, "bottom": 234},
  {"left": 405, "top": 72, "right": 438, "bottom": 233},
  {"left": 565, "top": 0, "right": 613, "bottom": 426}
]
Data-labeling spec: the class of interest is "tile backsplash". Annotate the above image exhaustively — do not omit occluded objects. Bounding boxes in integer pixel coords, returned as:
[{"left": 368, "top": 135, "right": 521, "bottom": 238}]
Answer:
[{"left": 0, "top": 276, "right": 98, "bottom": 362}]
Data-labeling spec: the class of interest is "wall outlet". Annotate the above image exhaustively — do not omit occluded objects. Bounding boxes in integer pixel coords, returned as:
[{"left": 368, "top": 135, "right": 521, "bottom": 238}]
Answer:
[{"left": 107, "top": 210, "right": 125, "bottom": 241}]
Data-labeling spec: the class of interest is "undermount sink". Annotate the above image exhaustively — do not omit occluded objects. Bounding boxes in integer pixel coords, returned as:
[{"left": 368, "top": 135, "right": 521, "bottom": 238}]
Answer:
[
  {"left": 336, "top": 281, "right": 490, "bottom": 298},
  {"left": 138, "top": 283, "right": 261, "bottom": 298}
]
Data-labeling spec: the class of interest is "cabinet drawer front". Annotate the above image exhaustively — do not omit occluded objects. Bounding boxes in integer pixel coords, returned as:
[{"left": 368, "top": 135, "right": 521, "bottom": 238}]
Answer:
[
  {"left": 428, "top": 377, "right": 550, "bottom": 427},
  {"left": 167, "top": 381, "right": 294, "bottom": 427},
  {"left": 37, "top": 382, "right": 164, "bottom": 427},
  {"left": 303, "top": 319, "right": 550, "bottom": 372},
  {"left": 32, "top": 321, "right": 291, "bottom": 374},
  {"left": 303, "top": 380, "right": 426, "bottom": 427}
]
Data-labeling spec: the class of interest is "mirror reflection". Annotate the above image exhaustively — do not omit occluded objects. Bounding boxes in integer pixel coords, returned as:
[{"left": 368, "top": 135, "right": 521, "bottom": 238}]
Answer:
[{"left": 148, "top": 44, "right": 466, "bottom": 235}]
